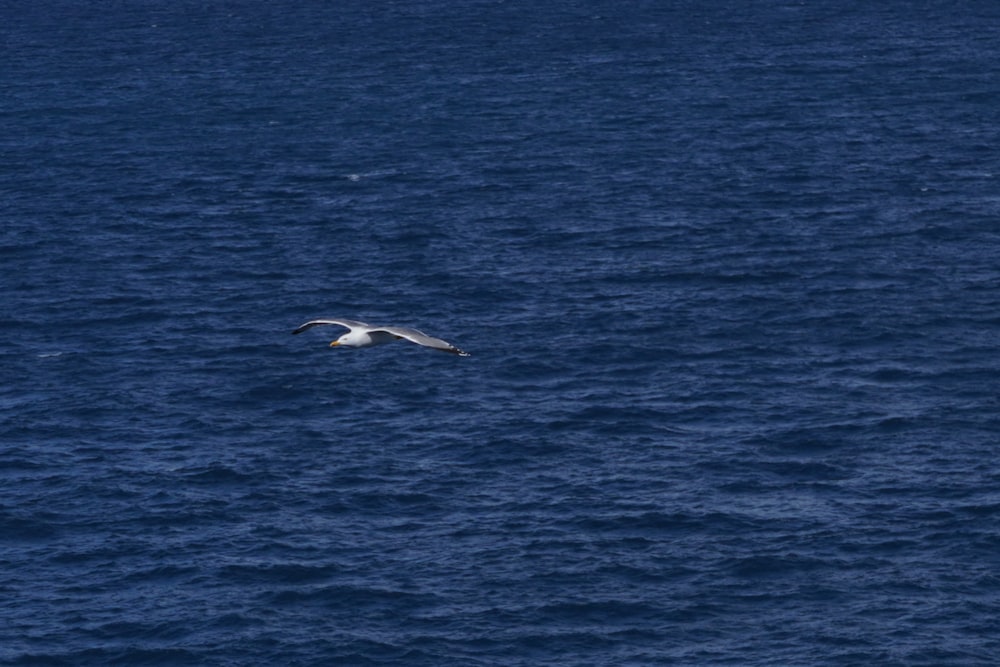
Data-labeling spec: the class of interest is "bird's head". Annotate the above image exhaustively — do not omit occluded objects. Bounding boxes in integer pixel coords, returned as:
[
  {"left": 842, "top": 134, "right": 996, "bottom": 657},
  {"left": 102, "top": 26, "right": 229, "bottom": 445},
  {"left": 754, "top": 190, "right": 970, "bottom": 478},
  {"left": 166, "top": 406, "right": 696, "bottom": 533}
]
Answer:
[{"left": 330, "top": 331, "right": 361, "bottom": 348}]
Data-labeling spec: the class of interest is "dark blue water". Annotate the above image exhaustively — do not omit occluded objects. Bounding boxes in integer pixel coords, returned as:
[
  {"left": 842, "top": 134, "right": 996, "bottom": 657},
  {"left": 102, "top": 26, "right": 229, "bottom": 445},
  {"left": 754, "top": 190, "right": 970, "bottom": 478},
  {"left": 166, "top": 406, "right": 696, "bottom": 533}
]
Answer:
[{"left": 4, "top": 2, "right": 1000, "bottom": 664}]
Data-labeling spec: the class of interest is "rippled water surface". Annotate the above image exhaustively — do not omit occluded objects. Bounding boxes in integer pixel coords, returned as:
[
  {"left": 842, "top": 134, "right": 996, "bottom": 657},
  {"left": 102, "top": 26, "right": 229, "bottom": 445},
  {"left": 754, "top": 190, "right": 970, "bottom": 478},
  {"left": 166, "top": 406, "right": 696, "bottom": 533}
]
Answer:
[{"left": 3, "top": 2, "right": 1000, "bottom": 665}]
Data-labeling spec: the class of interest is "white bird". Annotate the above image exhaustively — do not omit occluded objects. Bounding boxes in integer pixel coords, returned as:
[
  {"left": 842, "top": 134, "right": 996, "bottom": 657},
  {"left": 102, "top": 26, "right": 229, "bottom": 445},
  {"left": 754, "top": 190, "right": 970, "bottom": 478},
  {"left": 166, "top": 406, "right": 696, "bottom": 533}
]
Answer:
[{"left": 293, "top": 318, "right": 470, "bottom": 357}]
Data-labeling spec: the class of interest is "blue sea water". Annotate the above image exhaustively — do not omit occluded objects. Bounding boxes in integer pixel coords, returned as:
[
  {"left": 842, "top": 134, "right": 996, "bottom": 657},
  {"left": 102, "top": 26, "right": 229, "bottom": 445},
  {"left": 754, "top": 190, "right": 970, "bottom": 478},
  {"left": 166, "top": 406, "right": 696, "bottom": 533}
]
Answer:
[{"left": 3, "top": 1, "right": 1000, "bottom": 664}]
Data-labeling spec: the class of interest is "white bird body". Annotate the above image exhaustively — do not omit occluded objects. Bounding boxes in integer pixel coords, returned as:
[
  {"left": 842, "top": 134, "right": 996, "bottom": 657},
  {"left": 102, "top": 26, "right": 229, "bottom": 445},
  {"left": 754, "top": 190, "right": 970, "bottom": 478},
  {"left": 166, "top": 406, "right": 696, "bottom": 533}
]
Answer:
[{"left": 293, "top": 318, "right": 470, "bottom": 356}]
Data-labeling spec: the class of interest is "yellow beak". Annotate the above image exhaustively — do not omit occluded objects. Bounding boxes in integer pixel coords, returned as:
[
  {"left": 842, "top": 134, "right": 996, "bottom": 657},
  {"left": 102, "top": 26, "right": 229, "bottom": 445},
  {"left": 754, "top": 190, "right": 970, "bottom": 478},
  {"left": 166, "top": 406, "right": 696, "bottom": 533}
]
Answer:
[{"left": 329, "top": 341, "right": 340, "bottom": 347}]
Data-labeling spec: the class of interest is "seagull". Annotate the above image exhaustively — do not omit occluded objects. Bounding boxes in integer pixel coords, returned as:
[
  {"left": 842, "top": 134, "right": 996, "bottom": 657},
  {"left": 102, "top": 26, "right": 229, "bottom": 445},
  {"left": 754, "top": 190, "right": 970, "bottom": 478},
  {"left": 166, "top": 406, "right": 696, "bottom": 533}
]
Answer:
[{"left": 292, "top": 318, "right": 470, "bottom": 356}]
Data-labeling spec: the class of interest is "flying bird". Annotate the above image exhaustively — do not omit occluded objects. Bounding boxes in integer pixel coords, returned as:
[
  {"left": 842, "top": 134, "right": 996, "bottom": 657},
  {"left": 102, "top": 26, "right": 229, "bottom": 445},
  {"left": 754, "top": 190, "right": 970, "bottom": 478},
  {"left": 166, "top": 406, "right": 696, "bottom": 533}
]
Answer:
[{"left": 292, "top": 318, "right": 470, "bottom": 356}]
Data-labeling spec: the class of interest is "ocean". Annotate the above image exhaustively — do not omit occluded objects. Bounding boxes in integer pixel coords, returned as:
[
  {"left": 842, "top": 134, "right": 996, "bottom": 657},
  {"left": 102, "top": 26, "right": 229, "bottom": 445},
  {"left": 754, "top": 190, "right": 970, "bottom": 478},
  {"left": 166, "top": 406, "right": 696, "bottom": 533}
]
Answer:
[{"left": 3, "top": 1, "right": 1000, "bottom": 664}]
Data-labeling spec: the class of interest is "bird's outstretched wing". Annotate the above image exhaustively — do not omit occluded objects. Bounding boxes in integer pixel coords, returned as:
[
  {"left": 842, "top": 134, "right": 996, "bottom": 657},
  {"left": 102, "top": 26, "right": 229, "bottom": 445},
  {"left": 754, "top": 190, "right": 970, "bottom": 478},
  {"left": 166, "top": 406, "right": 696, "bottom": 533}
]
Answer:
[
  {"left": 375, "top": 326, "right": 471, "bottom": 356},
  {"left": 292, "top": 318, "right": 370, "bottom": 335}
]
